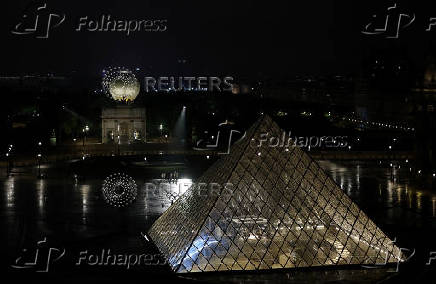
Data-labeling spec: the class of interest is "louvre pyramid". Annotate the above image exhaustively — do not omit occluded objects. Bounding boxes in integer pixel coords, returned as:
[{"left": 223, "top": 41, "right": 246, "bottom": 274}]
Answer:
[{"left": 149, "top": 115, "right": 402, "bottom": 273}]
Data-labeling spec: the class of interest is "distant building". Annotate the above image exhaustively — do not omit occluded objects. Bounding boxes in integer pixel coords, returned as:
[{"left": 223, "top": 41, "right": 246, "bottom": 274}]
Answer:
[
  {"left": 412, "top": 60, "right": 436, "bottom": 174},
  {"left": 101, "top": 106, "right": 146, "bottom": 144},
  {"left": 0, "top": 75, "right": 71, "bottom": 89}
]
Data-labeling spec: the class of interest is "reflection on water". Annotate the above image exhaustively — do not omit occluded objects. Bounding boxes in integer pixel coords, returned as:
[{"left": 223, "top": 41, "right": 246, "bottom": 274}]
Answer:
[
  {"left": 319, "top": 161, "right": 436, "bottom": 219},
  {"left": 37, "top": 179, "right": 45, "bottom": 216},
  {"left": 1, "top": 160, "right": 435, "bottom": 282},
  {"left": 2, "top": 161, "right": 435, "bottom": 229},
  {"left": 5, "top": 177, "right": 15, "bottom": 208},
  {"left": 80, "top": 184, "right": 91, "bottom": 220},
  {"left": 142, "top": 178, "right": 193, "bottom": 214},
  {"left": 433, "top": 197, "right": 436, "bottom": 217},
  {"left": 155, "top": 178, "right": 193, "bottom": 199},
  {"left": 1, "top": 161, "right": 436, "bottom": 235}
]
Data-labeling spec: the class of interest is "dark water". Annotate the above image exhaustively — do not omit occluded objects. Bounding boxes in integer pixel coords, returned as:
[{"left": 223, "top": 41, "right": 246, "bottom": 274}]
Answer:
[{"left": 1, "top": 158, "right": 436, "bottom": 283}]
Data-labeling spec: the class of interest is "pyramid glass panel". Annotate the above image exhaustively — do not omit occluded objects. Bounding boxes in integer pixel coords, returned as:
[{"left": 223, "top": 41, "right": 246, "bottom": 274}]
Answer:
[{"left": 149, "top": 115, "right": 402, "bottom": 273}]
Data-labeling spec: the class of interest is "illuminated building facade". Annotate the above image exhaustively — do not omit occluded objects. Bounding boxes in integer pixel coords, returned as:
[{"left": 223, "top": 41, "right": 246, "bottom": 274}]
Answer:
[
  {"left": 149, "top": 115, "right": 401, "bottom": 273},
  {"left": 101, "top": 106, "right": 146, "bottom": 144}
]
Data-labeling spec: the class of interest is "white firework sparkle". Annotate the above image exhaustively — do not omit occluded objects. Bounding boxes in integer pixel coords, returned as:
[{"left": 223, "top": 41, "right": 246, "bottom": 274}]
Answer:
[
  {"left": 102, "top": 67, "right": 140, "bottom": 102},
  {"left": 102, "top": 172, "right": 138, "bottom": 207}
]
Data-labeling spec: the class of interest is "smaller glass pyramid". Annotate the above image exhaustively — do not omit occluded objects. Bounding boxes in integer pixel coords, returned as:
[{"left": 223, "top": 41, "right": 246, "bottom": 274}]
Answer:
[{"left": 149, "top": 115, "right": 402, "bottom": 273}]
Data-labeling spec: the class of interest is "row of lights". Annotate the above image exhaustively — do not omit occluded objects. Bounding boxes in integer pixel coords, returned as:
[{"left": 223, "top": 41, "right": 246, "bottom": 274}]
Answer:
[
  {"left": 305, "top": 111, "right": 413, "bottom": 132},
  {"left": 37, "top": 141, "right": 43, "bottom": 178},
  {"left": 340, "top": 116, "right": 414, "bottom": 132},
  {"left": 82, "top": 125, "right": 90, "bottom": 133},
  {"left": 382, "top": 159, "right": 436, "bottom": 178},
  {"left": 37, "top": 141, "right": 42, "bottom": 158},
  {"left": 258, "top": 150, "right": 434, "bottom": 179},
  {"left": 5, "top": 144, "right": 13, "bottom": 157}
]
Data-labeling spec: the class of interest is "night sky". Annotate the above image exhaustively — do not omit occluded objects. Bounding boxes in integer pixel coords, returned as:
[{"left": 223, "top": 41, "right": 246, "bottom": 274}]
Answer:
[{"left": 2, "top": 0, "right": 436, "bottom": 77}]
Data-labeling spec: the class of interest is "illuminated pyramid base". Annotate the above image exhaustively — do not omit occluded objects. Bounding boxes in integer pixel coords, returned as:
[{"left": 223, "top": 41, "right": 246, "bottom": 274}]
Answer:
[{"left": 149, "top": 115, "right": 401, "bottom": 273}]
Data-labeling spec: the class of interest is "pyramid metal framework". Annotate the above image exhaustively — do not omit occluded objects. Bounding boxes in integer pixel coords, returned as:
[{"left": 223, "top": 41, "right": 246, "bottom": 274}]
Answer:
[{"left": 149, "top": 115, "right": 402, "bottom": 273}]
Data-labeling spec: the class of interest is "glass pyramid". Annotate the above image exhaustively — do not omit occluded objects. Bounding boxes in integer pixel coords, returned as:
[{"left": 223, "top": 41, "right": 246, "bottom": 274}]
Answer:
[{"left": 149, "top": 115, "right": 402, "bottom": 273}]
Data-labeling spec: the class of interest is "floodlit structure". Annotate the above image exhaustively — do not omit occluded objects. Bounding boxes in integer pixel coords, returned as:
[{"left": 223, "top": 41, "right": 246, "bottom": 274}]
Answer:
[
  {"left": 101, "top": 106, "right": 146, "bottom": 144},
  {"left": 149, "top": 115, "right": 402, "bottom": 273}
]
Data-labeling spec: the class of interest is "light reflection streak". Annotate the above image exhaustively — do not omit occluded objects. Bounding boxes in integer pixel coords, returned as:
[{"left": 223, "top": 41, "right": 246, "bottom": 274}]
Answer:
[
  {"left": 321, "top": 161, "right": 432, "bottom": 218},
  {"left": 432, "top": 197, "right": 436, "bottom": 217},
  {"left": 80, "top": 184, "right": 90, "bottom": 217},
  {"left": 5, "top": 177, "right": 15, "bottom": 208},
  {"left": 416, "top": 191, "right": 422, "bottom": 211},
  {"left": 36, "top": 179, "right": 45, "bottom": 215}
]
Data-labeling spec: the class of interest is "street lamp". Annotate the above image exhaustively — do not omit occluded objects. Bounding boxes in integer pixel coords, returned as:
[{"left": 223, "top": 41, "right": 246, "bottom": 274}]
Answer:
[
  {"left": 159, "top": 123, "right": 163, "bottom": 137},
  {"left": 37, "top": 153, "right": 42, "bottom": 178},
  {"left": 5, "top": 144, "right": 13, "bottom": 177},
  {"left": 82, "top": 125, "right": 89, "bottom": 146},
  {"left": 6, "top": 153, "right": 10, "bottom": 177},
  {"left": 82, "top": 125, "right": 90, "bottom": 155},
  {"left": 36, "top": 141, "right": 43, "bottom": 178},
  {"left": 117, "top": 135, "right": 120, "bottom": 155}
]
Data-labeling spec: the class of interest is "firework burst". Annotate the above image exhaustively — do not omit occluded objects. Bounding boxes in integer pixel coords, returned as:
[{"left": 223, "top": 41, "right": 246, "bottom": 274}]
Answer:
[
  {"left": 102, "top": 67, "right": 140, "bottom": 102},
  {"left": 102, "top": 172, "right": 138, "bottom": 207}
]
